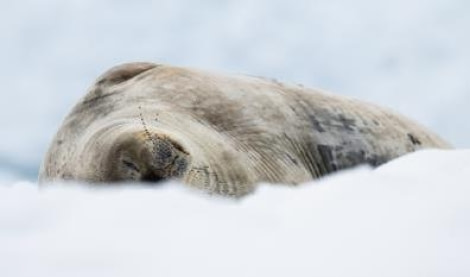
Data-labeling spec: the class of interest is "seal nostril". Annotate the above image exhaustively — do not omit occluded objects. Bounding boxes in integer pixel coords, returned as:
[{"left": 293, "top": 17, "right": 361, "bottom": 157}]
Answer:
[{"left": 141, "top": 172, "right": 165, "bottom": 184}]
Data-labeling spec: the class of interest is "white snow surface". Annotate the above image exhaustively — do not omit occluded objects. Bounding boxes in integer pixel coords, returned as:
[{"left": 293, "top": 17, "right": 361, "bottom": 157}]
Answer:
[{"left": 1, "top": 149, "right": 469, "bottom": 277}]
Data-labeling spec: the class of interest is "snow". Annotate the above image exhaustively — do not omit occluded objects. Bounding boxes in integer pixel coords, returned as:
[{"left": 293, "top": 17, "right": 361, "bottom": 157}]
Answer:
[{"left": 1, "top": 149, "right": 469, "bottom": 277}]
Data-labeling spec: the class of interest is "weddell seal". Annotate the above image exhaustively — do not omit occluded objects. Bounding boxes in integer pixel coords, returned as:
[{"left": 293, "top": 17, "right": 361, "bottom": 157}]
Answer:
[{"left": 39, "top": 62, "right": 451, "bottom": 196}]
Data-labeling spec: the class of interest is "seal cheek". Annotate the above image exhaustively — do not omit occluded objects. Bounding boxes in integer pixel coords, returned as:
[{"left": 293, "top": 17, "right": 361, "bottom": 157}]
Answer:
[
  {"left": 171, "top": 155, "right": 190, "bottom": 177},
  {"left": 152, "top": 141, "right": 174, "bottom": 168}
]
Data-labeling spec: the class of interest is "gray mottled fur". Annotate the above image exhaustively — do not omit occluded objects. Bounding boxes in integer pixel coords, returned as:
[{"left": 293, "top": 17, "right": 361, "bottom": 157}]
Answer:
[{"left": 39, "top": 63, "right": 451, "bottom": 196}]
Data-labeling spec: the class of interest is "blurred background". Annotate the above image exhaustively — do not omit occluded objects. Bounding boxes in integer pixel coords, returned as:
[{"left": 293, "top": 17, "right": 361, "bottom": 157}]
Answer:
[{"left": 0, "top": 0, "right": 468, "bottom": 181}]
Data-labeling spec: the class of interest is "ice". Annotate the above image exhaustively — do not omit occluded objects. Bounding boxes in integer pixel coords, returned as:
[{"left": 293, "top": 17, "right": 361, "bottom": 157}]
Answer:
[{"left": 1, "top": 149, "right": 469, "bottom": 277}]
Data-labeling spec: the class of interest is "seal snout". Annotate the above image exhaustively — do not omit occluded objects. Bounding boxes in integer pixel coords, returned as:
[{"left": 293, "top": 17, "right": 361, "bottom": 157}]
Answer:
[{"left": 106, "top": 131, "right": 190, "bottom": 184}]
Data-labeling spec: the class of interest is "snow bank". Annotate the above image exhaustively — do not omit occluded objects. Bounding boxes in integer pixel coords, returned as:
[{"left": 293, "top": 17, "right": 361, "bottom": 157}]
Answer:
[{"left": 1, "top": 149, "right": 469, "bottom": 277}]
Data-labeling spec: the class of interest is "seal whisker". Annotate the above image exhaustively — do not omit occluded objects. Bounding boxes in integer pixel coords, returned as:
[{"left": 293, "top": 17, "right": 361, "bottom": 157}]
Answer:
[{"left": 138, "top": 105, "right": 157, "bottom": 154}]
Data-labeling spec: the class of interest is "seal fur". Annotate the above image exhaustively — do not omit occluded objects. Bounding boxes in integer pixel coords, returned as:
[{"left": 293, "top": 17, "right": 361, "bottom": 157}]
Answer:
[{"left": 39, "top": 62, "right": 451, "bottom": 196}]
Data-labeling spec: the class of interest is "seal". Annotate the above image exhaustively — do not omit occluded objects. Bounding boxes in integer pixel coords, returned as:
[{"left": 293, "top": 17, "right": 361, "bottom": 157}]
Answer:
[{"left": 39, "top": 62, "right": 451, "bottom": 196}]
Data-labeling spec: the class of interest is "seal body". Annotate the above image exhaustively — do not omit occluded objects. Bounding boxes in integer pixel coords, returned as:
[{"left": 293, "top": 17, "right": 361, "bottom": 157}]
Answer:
[{"left": 39, "top": 63, "right": 451, "bottom": 196}]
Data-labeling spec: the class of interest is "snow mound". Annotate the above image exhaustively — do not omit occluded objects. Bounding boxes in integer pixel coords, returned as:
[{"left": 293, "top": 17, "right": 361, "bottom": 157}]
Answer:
[{"left": 1, "top": 149, "right": 469, "bottom": 277}]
